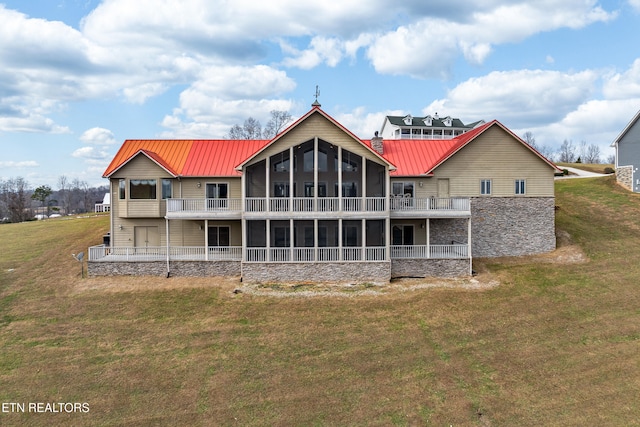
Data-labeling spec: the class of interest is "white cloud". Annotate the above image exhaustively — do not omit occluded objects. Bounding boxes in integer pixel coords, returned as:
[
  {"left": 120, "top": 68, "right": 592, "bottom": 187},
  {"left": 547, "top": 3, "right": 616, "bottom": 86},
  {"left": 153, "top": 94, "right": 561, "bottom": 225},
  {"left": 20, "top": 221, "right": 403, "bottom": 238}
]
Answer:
[
  {"left": 0, "top": 160, "right": 39, "bottom": 168},
  {"left": 629, "top": 0, "right": 640, "bottom": 12},
  {"left": 424, "top": 69, "right": 598, "bottom": 128},
  {"left": 603, "top": 58, "right": 640, "bottom": 99},
  {"left": 79, "top": 127, "right": 118, "bottom": 145},
  {"left": 72, "top": 146, "right": 110, "bottom": 161},
  {"left": 366, "top": 1, "right": 616, "bottom": 78}
]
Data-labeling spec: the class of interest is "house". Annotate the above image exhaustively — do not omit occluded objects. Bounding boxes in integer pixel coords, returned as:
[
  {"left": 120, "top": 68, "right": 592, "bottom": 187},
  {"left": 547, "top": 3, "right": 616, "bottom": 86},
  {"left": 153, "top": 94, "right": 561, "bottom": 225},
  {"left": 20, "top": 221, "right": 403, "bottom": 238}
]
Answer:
[
  {"left": 379, "top": 113, "right": 484, "bottom": 140},
  {"left": 612, "top": 109, "right": 640, "bottom": 191},
  {"left": 88, "top": 105, "right": 558, "bottom": 284},
  {"left": 95, "top": 193, "right": 111, "bottom": 212}
]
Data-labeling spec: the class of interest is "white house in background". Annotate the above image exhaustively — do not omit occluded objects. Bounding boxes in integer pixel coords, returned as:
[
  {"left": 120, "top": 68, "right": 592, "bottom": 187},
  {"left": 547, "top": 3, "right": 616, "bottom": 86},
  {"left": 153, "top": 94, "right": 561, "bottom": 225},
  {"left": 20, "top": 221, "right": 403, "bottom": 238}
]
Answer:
[
  {"left": 612, "top": 109, "right": 640, "bottom": 192},
  {"left": 95, "top": 193, "right": 111, "bottom": 212},
  {"left": 379, "top": 113, "right": 485, "bottom": 140}
]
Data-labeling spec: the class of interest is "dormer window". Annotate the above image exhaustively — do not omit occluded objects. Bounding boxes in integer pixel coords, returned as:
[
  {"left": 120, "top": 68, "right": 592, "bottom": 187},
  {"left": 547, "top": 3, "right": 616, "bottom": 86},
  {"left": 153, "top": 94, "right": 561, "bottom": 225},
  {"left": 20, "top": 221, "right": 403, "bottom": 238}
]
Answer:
[
  {"left": 443, "top": 116, "right": 452, "bottom": 127},
  {"left": 423, "top": 115, "right": 433, "bottom": 126},
  {"left": 403, "top": 115, "right": 413, "bottom": 126}
]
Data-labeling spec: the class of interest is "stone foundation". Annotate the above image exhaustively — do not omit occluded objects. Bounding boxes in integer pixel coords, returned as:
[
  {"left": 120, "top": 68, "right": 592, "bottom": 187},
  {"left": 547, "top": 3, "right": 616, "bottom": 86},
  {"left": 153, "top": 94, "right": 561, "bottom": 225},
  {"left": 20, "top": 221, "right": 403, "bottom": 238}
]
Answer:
[
  {"left": 471, "top": 197, "right": 556, "bottom": 257},
  {"left": 616, "top": 165, "right": 633, "bottom": 191},
  {"left": 88, "top": 260, "right": 241, "bottom": 277},
  {"left": 241, "top": 262, "right": 391, "bottom": 284},
  {"left": 391, "top": 258, "right": 470, "bottom": 278}
]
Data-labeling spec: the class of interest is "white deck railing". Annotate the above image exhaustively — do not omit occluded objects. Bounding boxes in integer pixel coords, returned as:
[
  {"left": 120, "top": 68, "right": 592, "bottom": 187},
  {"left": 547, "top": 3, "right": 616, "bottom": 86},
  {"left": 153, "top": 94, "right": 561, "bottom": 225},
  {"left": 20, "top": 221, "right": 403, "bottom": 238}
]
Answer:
[
  {"left": 88, "top": 245, "right": 242, "bottom": 261},
  {"left": 391, "top": 244, "right": 468, "bottom": 259},
  {"left": 166, "top": 198, "right": 243, "bottom": 213},
  {"left": 390, "top": 197, "right": 469, "bottom": 212},
  {"left": 166, "top": 196, "right": 468, "bottom": 214},
  {"left": 90, "top": 244, "right": 469, "bottom": 263},
  {"left": 244, "top": 247, "right": 387, "bottom": 262}
]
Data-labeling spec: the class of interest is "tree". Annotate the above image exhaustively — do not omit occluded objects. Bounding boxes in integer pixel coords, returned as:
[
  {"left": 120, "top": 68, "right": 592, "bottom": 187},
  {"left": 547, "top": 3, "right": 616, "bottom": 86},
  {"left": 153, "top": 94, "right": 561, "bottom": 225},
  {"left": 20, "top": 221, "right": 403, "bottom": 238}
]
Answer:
[
  {"left": 0, "top": 177, "right": 31, "bottom": 223},
  {"left": 522, "top": 131, "right": 537, "bottom": 149},
  {"left": 58, "top": 175, "right": 72, "bottom": 215},
  {"left": 228, "top": 117, "right": 263, "bottom": 139},
  {"left": 584, "top": 144, "right": 601, "bottom": 164},
  {"left": 263, "top": 110, "right": 293, "bottom": 138},
  {"left": 31, "top": 185, "right": 53, "bottom": 216},
  {"left": 228, "top": 110, "right": 292, "bottom": 140},
  {"left": 558, "top": 139, "right": 576, "bottom": 163}
]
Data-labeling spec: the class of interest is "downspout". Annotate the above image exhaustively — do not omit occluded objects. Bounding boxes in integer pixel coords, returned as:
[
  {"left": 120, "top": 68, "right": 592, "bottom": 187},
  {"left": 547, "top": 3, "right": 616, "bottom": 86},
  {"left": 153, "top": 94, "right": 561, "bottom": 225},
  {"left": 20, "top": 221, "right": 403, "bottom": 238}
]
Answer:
[{"left": 166, "top": 218, "right": 170, "bottom": 277}]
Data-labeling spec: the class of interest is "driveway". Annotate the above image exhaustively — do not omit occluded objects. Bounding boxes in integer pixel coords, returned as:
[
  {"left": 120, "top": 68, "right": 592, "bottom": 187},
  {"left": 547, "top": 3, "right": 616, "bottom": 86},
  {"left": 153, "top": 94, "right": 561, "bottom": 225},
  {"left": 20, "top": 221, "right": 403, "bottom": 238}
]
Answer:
[{"left": 555, "top": 166, "right": 611, "bottom": 179}]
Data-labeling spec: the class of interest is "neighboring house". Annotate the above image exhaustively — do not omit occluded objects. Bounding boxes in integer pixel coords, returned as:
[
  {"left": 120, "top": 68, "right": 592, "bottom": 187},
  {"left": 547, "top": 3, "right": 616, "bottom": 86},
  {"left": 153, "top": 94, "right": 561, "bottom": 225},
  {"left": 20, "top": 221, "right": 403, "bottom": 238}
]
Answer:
[
  {"left": 612, "top": 109, "right": 640, "bottom": 191},
  {"left": 379, "top": 113, "right": 484, "bottom": 140},
  {"left": 88, "top": 105, "right": 558, "bottom": 284},
  {"left": 95, "top": 193, "right": 111, "bottom": 212}
]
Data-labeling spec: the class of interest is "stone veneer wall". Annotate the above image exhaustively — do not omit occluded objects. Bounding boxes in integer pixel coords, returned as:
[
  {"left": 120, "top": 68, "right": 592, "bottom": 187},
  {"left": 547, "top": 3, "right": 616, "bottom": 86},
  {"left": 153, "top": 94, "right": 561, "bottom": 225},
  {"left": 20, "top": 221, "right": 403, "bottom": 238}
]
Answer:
[
  {"left": 471, "top": 197, "right": 556, "bottom": 257},
  {"left": 391, "top": 259, "right": 469, "bottom": 278},
  {"left": 616, "top": 165, "right": 633, "bottom": 191},
  {"left": 241, "top": 261, "right": 391, "bottom": 284},
  {"left": 88, "top": 260, "right": 241, "bottom": 277}
]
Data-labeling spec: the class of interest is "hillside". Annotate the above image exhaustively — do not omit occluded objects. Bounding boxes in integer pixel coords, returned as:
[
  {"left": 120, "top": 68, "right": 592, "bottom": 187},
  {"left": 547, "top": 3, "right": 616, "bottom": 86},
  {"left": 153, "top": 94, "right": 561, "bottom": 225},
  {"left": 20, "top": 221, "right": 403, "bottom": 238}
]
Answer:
[{"left": 1, "top": 176, "right": 640, "bottom": 425}]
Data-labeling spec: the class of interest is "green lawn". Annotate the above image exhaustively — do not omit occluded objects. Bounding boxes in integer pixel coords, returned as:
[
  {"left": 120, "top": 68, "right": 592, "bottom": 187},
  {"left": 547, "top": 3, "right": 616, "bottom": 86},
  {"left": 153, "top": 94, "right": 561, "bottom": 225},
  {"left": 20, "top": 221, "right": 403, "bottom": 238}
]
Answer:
[{"left": 1, "top": 177, "right": 640, "bottom": 426}]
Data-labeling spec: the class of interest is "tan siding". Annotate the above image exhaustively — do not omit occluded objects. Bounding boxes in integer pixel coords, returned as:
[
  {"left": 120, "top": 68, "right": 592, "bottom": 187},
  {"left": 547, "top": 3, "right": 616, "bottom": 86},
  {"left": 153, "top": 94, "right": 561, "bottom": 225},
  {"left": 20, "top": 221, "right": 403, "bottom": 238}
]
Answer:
[
  {"left": 111, "top": 155, "right": 173, "bottom": 179},
  {"left": 431, "top": 126, "right": 555, "bottom": 197},
  {"left": 179, "top": 178, "right": 242, "bottom": 199}
]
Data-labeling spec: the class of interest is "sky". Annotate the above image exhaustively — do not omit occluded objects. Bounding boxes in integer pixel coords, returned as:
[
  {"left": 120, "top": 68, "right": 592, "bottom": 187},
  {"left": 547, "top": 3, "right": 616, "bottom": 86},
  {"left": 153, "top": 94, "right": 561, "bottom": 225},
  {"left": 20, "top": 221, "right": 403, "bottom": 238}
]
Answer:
[{"left": 1, "top": 0, "right": 640, "bottom": 188}]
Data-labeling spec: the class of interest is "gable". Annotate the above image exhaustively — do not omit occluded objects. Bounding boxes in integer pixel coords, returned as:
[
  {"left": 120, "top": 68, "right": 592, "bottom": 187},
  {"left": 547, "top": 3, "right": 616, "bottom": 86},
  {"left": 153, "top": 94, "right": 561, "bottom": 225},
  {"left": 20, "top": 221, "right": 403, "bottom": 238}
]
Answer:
[
  {"left": 109, "top": 152, "right": 176, "bottom": 179},
  {"left": 239, "top": 109, "right": 393, "bottom": 169},
  {"left": 432, "top": 125, "right": 556, "bottom": 196}
]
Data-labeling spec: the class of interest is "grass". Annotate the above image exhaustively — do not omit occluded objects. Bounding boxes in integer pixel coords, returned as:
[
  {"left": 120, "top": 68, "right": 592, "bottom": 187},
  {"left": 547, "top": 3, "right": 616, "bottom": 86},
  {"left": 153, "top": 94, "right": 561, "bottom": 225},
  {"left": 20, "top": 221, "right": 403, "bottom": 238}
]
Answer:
[{"left": 1, "top": 177, "right": 640, "bottom": 425}]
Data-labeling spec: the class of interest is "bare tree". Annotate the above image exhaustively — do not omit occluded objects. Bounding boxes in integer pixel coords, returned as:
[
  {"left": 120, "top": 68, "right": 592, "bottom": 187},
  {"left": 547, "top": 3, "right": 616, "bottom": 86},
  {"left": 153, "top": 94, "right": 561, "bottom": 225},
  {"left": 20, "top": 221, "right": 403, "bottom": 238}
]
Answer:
[
  {"left": 522, "top": 131, "right": 537, "bottom": 149},
  {"left": 228, "top": 111, "right": 292, "bottom": 139},
  {"left": 584, "top": 144, "right": 601, "bottom": 164},
  {"left": 263, "top": 110, "right": 293, "bottom": 139},
  {"left": 228, "top": 117, "right": 263, "bottom": 139},
  {"left": 578, "top": 140, "right": 588, "bottom": 163},
  {"left": 606, "top": 153, "right": 616, "bottom": 164},
  {"left": 558, "top": 139, "right": 577, "bottom": 163},
  {"left": 0, "top": 177, "right": 31, "bottom": 222},
  {"left": 57, "top": 175, "right": 72, "bottom": 215}
]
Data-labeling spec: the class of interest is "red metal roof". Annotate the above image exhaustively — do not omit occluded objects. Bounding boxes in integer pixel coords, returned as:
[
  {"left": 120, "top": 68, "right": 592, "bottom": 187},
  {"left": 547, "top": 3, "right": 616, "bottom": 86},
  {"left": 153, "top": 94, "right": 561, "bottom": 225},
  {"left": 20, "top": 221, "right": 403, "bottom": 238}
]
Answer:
[
  {"left": 103, "top": 139, "right": 270, "bottom": 178},
  {"left": 104, "top": 118, "right": 557, "bottom": 179}
]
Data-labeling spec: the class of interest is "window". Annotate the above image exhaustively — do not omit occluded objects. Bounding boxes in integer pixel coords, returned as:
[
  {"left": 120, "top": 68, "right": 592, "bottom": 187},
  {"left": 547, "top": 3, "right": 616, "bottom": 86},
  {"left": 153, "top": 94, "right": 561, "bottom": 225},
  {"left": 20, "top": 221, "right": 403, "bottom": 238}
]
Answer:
[
  {"left": 162, "top": 179, "right": 172, "bottom": 199},
  {"left": 130, "top": 179, "right": 156, "bottom": 199},
  {"left": 480, "top": 179, "right": 492, "bottom": 195},
  {"left": 392, "top": 225, "right": 414, "bottom": 245},
  {"left": 515, "top": 179, "right": 526, "bottom": 195},
  {"left": 119, "top": 179, "right": 126, "bottom": 199},
  {"left": 206, "top": 183, "right": 228, "bottom": 199},
  {"left": 342, "top": 182, "right": 358, "bottom": 197},
  {"left": 272, "top": 151, "right": 290, "bottom": 172},
  {"left": 273, "top": 182, "right": 290, "bottom": 197},
  {"left": 392, "top": 182, "right": 414, "bottom": 197},
  {"left": 303, "top": 149, "right": 314, "bottom": 172},
  {"left": 208, "top": 226, "right": 230, "bottom": 247}
]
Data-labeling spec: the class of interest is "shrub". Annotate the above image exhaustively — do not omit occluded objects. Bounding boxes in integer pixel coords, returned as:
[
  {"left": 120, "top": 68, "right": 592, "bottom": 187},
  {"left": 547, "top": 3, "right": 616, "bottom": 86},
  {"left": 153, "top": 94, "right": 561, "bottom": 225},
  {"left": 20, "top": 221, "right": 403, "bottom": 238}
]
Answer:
[{"left": 604, "top": 167, "right": 615, "bottom": 174}]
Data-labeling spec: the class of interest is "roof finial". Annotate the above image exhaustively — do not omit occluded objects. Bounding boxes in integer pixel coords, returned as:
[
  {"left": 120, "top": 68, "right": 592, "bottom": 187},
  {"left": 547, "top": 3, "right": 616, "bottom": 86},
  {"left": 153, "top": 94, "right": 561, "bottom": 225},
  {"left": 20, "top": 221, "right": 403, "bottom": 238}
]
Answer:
[{"left": 312, "top": 85, "right": 321, "bottom": 107}]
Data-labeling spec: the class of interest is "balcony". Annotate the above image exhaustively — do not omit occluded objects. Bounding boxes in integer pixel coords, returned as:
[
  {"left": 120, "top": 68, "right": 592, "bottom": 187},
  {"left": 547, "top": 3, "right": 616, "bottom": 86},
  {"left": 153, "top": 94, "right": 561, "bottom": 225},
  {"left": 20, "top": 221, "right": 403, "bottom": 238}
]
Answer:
[
  {"left": 164, "top": 196, "right": 470, "bottom": 219},
  {"left": 390, "top": 197, "right": 470, "bottom": 218},
  {"left": 166, "top": 198, "right": 243, "bottom": 219}
]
